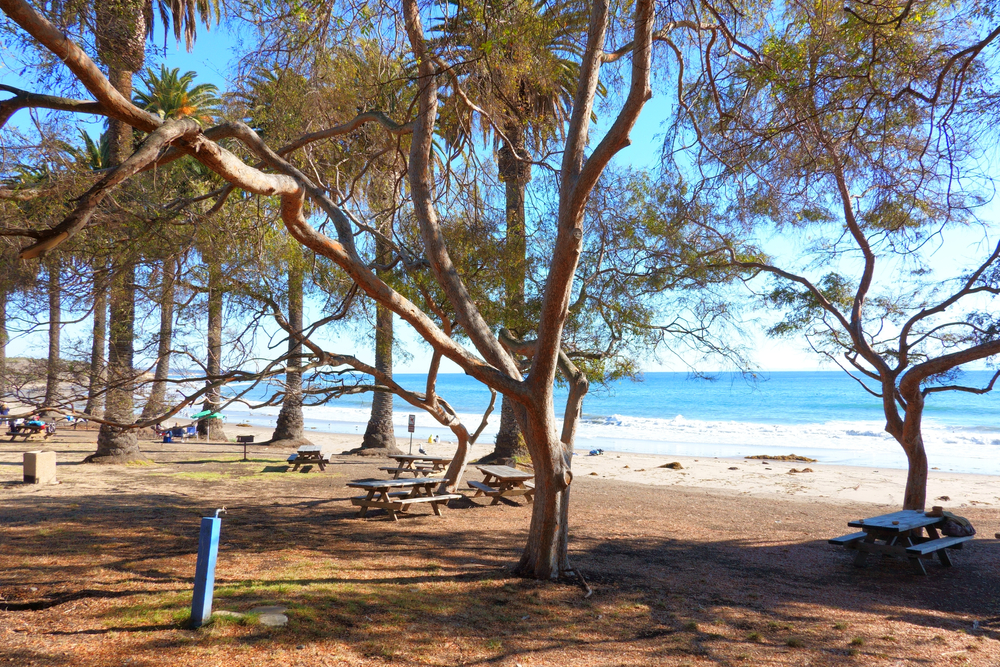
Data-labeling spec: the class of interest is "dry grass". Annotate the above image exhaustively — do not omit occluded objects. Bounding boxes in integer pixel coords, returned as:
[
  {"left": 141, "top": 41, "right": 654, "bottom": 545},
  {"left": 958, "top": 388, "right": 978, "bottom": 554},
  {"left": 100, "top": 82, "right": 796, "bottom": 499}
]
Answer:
[{"left": 1, "top": 433, "right": 999, "bottom": 666}]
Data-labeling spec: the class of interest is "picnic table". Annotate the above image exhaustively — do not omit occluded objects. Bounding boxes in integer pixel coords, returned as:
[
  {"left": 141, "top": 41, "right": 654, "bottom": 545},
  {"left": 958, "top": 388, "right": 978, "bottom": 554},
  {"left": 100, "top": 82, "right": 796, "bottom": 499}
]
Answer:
[
  {"left": 6, "top": 422, "right": 47, "bottom": 442},
  {"left": 467, "top": 464, "right": 535, "bottom": 504},
  {"left": 287, "top": 445, "right": 330, "bottom": 471},
  {"left": 346, "top": 477, "right": 461, "bottom": 521},
  {"left": 379, "top": 454, "right": 453, "bottom": 479},
  {"left": 829, "top": 509, "right": 974, "bottom": 574}
]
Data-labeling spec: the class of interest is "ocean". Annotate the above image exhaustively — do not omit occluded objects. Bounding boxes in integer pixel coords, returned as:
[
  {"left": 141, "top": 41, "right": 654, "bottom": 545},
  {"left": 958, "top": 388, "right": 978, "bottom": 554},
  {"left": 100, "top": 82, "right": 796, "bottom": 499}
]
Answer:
[{"left": 213, "top": 370, "right": 1000, "bottom": 476}]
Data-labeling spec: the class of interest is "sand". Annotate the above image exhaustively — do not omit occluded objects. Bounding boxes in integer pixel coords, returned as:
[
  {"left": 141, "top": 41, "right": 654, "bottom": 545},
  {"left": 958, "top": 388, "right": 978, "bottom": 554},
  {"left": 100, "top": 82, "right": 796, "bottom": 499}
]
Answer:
[{"left": 214, "top": 423, "right": 997, "bottom": 510}]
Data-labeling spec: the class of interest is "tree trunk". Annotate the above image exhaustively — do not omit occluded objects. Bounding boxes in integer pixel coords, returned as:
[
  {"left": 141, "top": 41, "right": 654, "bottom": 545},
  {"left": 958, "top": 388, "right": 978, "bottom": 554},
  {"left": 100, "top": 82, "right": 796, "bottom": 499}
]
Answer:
[
  {"left": 0, "top": 289, "right": 6, "bottom": 396},
  {"left": 478, "top": 396, "right": 528, "bottom": 464},
  {"left": 487, "top": 121, "right": 532, "bottom": 462},
  {"left": 515, "top": 411, "right": 573, "bottom": 580},
  {"left": 88, "top": 261, "right": 143, "bottom": 462},
  {"left": 84, "top": 267, "right": 108, "bottom": 418},
  {"left": 899, "top": 395, "right": 929, "bottom": 510},
  {"left": 141, "top": 255, "right": 177, "bottom": 421},
  {"left": 88, "top": 10, "right": 144, "bottom": 460},
  {"left": 198, "top": 257, "right": 228, "bottom": 441},
  {"left": 357, "top": 302, "right": 400, "bottom": 455},
  {"left": 42, "top": 256, "right": 61, "bottom": 418},
  {"left": 266, "top": 257, "right": 313, "bottom": 448}
]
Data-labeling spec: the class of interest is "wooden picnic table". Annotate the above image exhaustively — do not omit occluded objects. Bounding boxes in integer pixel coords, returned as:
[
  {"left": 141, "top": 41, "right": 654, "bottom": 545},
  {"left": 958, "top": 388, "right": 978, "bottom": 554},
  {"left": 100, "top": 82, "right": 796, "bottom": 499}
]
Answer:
[
  {"left": 6, "top": 423, "right": 47, "bottom": 442},
  {"left": 288, "top": 445, "right": 330, "bottom": 471},
  {"left": 468, "top": 464, "right": 535, "bottom": 505},
  {"left": 346, "top": 477, "right": 461, "bottom": 521},
  {"left": 379, "top": 454, "right": 453, "bottom": 479},
  {"left": 829, "top": 509, "right": 974, "bottom": 574}
]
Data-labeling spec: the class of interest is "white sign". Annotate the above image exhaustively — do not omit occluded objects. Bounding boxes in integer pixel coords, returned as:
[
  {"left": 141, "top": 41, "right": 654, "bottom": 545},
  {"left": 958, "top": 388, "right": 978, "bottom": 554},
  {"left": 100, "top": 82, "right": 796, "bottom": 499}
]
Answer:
[{"left": 407, "top": 414, "right": 416, "bottom": 432}]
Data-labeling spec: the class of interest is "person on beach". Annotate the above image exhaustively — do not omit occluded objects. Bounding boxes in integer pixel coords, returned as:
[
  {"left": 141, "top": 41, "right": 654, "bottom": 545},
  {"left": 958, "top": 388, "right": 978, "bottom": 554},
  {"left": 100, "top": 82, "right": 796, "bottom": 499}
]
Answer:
[{"left": 0, "top": 401, "right": 8, "bottom": 416}]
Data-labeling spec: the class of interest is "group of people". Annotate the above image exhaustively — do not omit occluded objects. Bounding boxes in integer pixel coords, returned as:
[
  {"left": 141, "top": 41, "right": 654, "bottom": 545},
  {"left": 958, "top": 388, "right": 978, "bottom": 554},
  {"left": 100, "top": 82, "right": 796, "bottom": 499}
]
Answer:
[
  {"left": 1, "top": 402, "right": 84, "bottom": 436},
  {"left": 6, "top": 413, "right": 56, "bottom": 436}
]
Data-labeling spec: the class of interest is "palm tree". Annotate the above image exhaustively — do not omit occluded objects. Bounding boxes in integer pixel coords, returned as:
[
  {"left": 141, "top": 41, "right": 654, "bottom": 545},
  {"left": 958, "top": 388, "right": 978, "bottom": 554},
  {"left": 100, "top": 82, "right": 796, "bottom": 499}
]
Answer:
[
  {"left": 87, "top": 0, "right": 220, "bottom": 462},
  {"left": 134, "top": 65, "right": 220, "bottom": 122},
  {"left": 131, "top": 66, "right": 219, "bottom": 425},
  {"left": 432, "top": 0, "right": 588, "bottom": 462}
]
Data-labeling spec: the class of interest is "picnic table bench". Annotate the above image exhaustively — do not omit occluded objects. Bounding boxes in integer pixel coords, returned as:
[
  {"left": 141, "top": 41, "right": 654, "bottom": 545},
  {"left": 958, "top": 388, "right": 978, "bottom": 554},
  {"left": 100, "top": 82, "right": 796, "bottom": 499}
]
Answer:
[
  {"left": 378, "top": 454, "right": 453, "bottom": 479},
  {"left": 346, "top": 477, "right": 461, "bottom": 521},
  {"left": 830, "top": 509, "right": 974, "bottom": 574},
  {"left": 468, "top": 464, "right": 535, "bottom": 505},
  {"left": 287, "top": 445, "right": 331, "bottom": 471}
]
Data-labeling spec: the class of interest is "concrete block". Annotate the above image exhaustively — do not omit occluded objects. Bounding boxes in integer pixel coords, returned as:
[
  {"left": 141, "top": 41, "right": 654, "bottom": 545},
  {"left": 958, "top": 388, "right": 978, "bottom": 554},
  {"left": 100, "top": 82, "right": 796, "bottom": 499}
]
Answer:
[{"left": 23, "top": 450, "right": 57, "bottom": 484}]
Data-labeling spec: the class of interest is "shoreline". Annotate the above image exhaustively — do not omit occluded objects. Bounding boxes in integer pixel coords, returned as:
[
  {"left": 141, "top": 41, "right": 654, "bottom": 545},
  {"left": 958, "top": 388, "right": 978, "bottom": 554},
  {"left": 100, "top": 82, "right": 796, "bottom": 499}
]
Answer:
[
  {"left": 7, "top": 406, "right": 994, "bottom": 510},
  {"left": 182, "top": 422, "right": 998, "bottom": 510}
]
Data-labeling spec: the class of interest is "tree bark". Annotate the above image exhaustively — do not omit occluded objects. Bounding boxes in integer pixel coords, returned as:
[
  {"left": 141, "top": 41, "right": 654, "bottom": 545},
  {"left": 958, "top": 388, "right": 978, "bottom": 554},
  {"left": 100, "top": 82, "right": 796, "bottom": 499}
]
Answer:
[
  {"left": 84, "top": 267, "right": 108, "bottom": 418},
  {"left": 898, "top": 389, "right": 929, "bottom": 510},
  {"left": 198, "top": 256, "right": 228, "bottom": 441},
  {"left": 485, "top": 121, "right": 531, "bottom": 462},
  {"left": 266, "top": 256, "right": 313, "bottom": 448},
  {"left": 357, "top": 302, "right": 400, "bottom": 455},
  {"left": 41, "top": 256, "right": 61, "bottom": 418},
  {"left": 88, "top": 7, "right": 143, "bottom": 460},
  {"left": 88, "top": 261, "right": 143, "bottom": 462},
  {"left": 140, "top": 255, "right": 176, "bottom": 421},
  {"left": 0, "top": 289, "right": 6, "bottom": 395},
  {"left": 515, "top": 409, "right": 573, "bottom": 579}
]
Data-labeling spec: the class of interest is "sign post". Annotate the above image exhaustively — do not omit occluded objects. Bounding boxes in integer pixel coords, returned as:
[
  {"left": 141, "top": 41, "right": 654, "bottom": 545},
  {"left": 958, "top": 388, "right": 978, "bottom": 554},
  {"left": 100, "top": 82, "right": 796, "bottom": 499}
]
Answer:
[
  {"left": 190, "top": 508, "right": 225, "bottom": 628},
  {"left": 407, "top": 414, "right": 416, "bottom": 454}
]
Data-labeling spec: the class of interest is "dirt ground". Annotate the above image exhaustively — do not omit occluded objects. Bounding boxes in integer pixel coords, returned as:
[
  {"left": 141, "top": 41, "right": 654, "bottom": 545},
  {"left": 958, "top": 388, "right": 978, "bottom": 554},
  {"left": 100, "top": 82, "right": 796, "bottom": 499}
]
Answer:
[{"left": 2, "top": 429, "right": 1000, "bottom": 666}]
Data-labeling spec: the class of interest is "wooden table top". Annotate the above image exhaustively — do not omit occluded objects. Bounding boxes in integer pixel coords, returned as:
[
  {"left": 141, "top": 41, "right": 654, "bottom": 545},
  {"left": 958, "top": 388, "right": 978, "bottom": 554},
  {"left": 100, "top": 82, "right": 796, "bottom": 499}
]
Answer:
[
  {"left": 475, "top": 465, "right": 533, "bottom": 481},
  {"left": 298, "top": 445, "right": 324, "bottom": 453},
  {"left": 347, "top": 477, "right": 446, "bottom": 490},
  {"left": 390, "top": 454, "right": 453, "bottom": 463},
  {"left": 848, "top": 509, "right": 943, "bottom": 532}
]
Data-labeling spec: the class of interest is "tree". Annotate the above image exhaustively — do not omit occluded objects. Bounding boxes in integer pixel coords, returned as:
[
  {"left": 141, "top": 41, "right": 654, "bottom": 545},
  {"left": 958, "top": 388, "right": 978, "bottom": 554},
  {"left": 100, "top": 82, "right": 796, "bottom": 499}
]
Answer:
[
  {"left": 265, "top": 245, "right": 313, "bottom": 447},
  {"left": 41, "top": 254, "right": 61, "bottom": 416},
  {"left": 432, "top": 0, "right": 588, "bottom": 463},
  {"left": 132, "top": 65, "right": 219, "bottom": 422},
  {"left": 1, "top": 0, "right": 680, "bottom": 579},
  {"left": 83, "top": 264, "right": 108, "bottom": 417},
  {"left": 85, "top": 0, "right": 219, "bottom": 460},
  {"left": 680, "top": 0, "right": 1000, "bottom": 509}
]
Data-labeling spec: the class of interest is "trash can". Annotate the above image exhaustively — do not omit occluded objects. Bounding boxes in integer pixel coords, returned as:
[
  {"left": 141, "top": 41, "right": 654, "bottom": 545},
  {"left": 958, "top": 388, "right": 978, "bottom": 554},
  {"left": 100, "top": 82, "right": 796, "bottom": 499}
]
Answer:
[{"left": 163, "top": 434, "right": 173, "bottom": 443}]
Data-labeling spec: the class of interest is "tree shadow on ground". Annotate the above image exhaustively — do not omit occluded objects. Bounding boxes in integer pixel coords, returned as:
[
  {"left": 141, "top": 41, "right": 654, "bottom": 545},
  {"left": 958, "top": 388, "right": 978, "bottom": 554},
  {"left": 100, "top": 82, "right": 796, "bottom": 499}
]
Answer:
[{"left": 2, "top": 479, "right": 999, "bottom": 666}]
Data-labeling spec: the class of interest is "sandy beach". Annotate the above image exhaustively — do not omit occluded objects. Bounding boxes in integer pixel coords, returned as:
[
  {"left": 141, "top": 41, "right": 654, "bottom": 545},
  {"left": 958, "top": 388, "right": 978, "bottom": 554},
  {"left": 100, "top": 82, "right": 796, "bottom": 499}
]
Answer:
[{"left": 202, "top": 423, "right": 1000, "bottom": 510}]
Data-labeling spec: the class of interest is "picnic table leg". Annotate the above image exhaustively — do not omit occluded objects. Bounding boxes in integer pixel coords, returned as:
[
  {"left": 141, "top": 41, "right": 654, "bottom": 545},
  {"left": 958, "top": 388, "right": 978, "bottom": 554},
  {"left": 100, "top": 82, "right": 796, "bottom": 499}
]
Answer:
[
  {"left": 491, "top": 482, "right": 513, "bottom": 506},
  {"left": 853, "top": 533, "right": 876, "bottom": 567},
  {"left": 925, "top": 526, "right": 953, "bottom": 567},
  {"left": 318, "top": 457, "right": 326, "bottom": 471},
  {"left": 358, "top": 490, "right": 376, "bottom": 518},
  {"left": 378, "top": 490, "right": 398, "bottom": 521}
]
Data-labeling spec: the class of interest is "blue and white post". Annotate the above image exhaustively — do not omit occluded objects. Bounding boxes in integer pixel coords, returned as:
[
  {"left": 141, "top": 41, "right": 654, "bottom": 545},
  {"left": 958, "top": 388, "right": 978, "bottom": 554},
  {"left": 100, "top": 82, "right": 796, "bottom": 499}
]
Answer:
[{"left": 190, "top": 508, "right": 225, "bottom": 628}]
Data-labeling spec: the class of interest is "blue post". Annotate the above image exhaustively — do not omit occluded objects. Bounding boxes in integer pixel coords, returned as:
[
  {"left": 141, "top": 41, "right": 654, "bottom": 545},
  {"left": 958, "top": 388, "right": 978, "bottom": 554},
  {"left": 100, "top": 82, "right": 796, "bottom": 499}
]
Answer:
[{"left": 190, "top": 510, "right": 224, "bottom": 628}]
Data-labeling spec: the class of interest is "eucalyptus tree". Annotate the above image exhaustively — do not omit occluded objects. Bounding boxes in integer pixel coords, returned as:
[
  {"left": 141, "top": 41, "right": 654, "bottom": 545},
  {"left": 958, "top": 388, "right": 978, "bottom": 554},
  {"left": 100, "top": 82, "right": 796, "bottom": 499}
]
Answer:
[
  {"left": 679, "top": 0, "right": 1000, "bottom": 509},
  {"left": 233, "top": 51, "right": 414, "bottom": 455},
  {"left": 2, "top": 0, "right": 738, "bottom": 579},
  {"left": 430, "top": 0, "right": 589, "bottom": 461}
]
